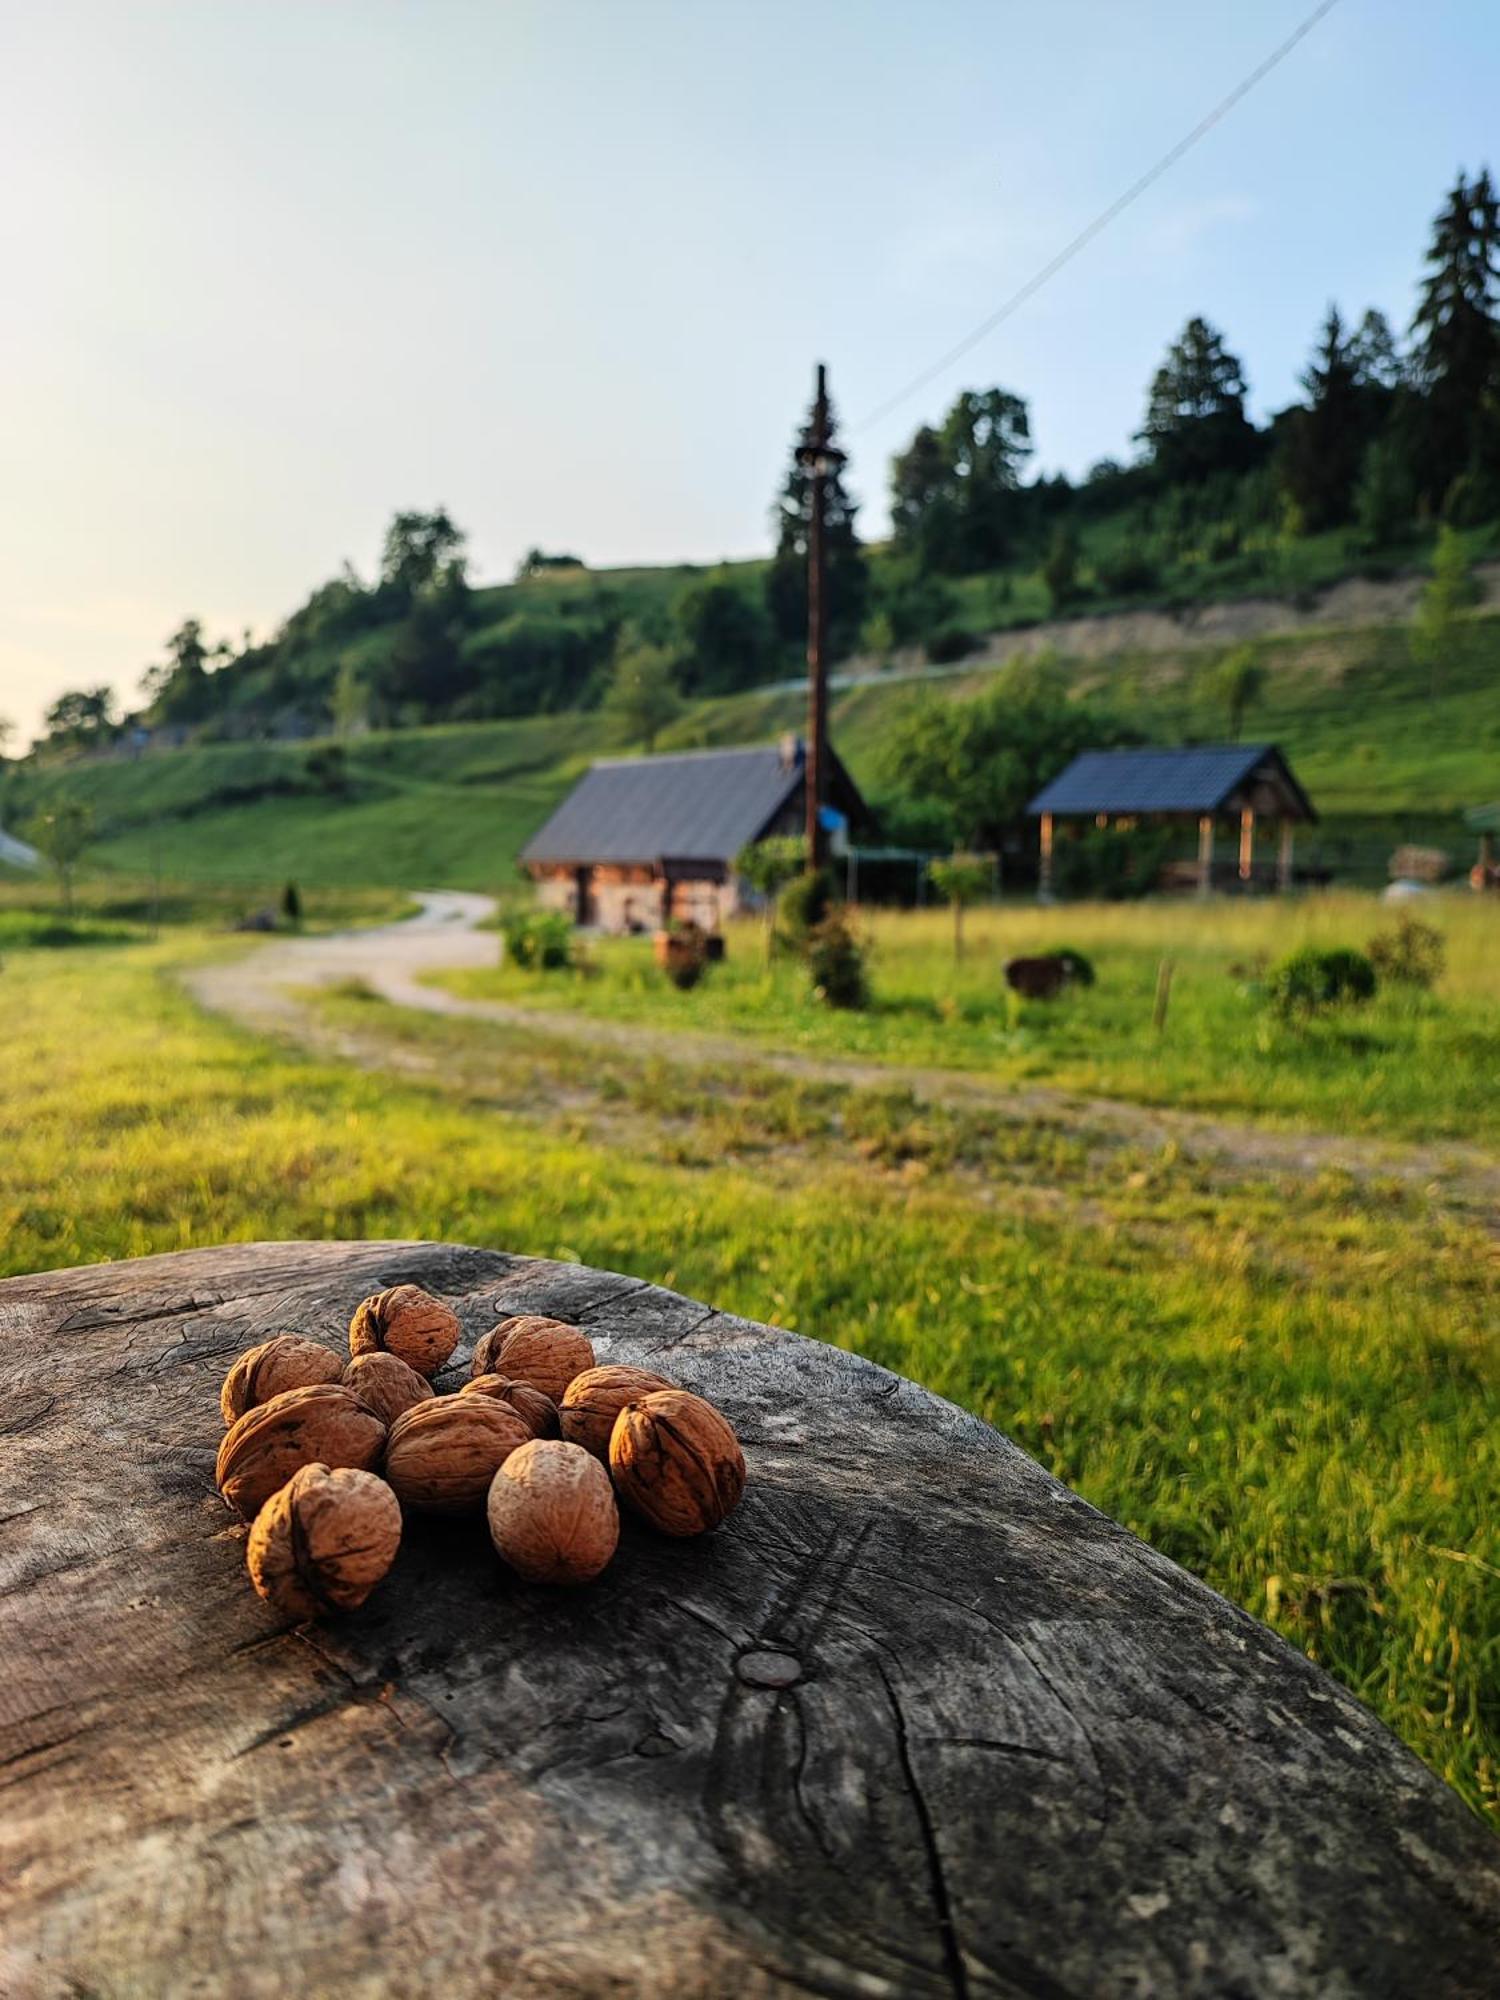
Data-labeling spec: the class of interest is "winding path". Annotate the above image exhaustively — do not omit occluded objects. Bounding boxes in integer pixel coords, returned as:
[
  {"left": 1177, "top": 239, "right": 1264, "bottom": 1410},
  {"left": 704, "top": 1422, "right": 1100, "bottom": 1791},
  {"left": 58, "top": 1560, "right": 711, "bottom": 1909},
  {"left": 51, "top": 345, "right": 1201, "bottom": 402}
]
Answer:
[{"left": 184, "top": 892, "right": 1500, "bottom": 1212}]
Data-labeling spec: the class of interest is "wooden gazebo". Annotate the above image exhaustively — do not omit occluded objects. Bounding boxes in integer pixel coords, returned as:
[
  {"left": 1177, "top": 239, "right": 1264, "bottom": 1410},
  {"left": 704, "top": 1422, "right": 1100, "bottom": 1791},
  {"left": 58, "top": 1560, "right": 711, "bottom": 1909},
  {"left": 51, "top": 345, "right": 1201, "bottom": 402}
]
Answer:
[{"left": 1029, "top": 744, "right": 1317, "bottom": 898}]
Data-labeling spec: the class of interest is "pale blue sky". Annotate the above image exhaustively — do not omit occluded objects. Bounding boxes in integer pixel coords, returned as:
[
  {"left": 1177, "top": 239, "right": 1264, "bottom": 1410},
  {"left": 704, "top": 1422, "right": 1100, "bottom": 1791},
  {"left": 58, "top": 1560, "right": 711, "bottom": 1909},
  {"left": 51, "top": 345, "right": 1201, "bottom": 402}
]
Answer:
[{"left": 2, "top": 0, "right": 1496, "bottom": 743}]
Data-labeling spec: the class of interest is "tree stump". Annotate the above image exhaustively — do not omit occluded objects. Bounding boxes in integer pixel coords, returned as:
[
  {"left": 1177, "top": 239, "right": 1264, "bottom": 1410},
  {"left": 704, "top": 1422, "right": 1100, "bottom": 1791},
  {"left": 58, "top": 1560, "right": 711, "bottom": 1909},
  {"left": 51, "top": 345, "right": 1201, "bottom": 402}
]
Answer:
[{"left": 1, "top": 1240, "right": 1495, "bottom": 1998}]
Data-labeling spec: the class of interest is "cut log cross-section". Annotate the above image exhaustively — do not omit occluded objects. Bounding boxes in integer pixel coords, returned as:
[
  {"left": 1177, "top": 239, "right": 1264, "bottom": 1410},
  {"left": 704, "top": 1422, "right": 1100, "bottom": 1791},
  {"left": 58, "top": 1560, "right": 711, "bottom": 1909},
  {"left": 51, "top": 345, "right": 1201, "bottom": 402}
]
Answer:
[{"left": 0, "top": 1240, "right": 1495, "bottom": 1998}]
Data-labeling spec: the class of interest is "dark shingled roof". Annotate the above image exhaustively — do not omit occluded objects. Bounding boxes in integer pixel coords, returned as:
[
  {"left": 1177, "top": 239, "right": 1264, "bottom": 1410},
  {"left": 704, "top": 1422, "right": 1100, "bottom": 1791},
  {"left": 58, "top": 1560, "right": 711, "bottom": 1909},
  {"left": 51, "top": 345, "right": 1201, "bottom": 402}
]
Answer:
[
  {"left": 522, "top": 744, "right": 806, "bottom": 867},
  {"left": 1028, "top": 744, "right": 1315, "bottom": 821}
]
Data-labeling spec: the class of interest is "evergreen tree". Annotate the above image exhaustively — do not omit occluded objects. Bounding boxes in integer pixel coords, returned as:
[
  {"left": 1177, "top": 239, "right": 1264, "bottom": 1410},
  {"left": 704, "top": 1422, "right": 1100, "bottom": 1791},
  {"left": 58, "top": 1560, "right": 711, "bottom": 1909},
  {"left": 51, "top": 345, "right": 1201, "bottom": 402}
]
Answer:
[
  {"left": 1349, "top": 309, "right": 1402, "bottom": 394},
  {"left": 1280, "top": 306, "right": 1365, "bottom": 530},
  {"left": 888, "top": 388, "right": 1032, "bottom": 573},
  {"left": 1138, "top": 317, "right": 1258, "bottom": 484},
  {"left": 765, "top": 386, "right": 867, "bottom": 656},
  {"left": 1410, "top": 169, "right": 1500, "bottom": 505}
]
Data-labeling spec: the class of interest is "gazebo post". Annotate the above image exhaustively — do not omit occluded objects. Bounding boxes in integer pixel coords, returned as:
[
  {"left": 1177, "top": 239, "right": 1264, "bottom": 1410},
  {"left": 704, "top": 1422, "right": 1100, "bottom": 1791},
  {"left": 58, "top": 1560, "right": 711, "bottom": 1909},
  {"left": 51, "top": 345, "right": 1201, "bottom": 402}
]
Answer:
[
  {"left": 1238, "top": 807, "right": 1255, "bottom": 884},
  {"left": 1197, "top": 815, "right": 1214, "bottom": 898},
  {"left": 1039, "top": 812, "right": 1055, "bottom": 902},
  {"left": 1277, "top": 820, "right": 1295, "bottom": 894}
]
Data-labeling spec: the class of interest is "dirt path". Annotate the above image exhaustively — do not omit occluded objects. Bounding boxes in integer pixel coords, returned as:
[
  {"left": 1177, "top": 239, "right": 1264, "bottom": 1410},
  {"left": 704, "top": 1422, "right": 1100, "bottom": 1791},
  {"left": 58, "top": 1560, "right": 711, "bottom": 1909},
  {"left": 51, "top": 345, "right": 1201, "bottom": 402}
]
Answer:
[{"left": 183, "top": 893, "right": 1500, "bottom": 1213}]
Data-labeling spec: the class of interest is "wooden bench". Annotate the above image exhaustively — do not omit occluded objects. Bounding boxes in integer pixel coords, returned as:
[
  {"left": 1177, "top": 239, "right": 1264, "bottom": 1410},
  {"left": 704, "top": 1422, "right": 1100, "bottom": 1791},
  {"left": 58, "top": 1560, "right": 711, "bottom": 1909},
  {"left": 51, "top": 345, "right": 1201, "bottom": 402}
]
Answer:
[{"left": 2, "top": 1240, "right": 1495, "bottom": 1997}]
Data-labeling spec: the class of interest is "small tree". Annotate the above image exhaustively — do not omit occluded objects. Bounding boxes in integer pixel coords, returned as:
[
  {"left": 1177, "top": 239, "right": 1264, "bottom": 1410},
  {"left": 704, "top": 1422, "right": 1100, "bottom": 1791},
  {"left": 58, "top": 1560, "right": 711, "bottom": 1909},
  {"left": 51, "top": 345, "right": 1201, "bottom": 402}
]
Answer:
[
  {"left": 1410, "top": 526, "right": 1478, "bottom": 699},
  {"left": 24, "top": 800, "right": 94, "bottom": 912},
  {"left": 603, "top": 637, "right": 682, "bottom": 753},
  {"left": 1209, "top": 646, "right": 1267, "bottom": 740},
  {"left": 927, "top": 853, "right": 991, "bottom": 961},
  {"left": 0, "top": 715, "right": 16, "bottom": 760},
  {"left": 735, "top": 834, "right": 806, "bottom": 964},
  {"left": 1041, "top": 524, "right": 1081, "bottom": 613},
  {"left": 281, "top": 881, "right": 303, "bottom": 927}
]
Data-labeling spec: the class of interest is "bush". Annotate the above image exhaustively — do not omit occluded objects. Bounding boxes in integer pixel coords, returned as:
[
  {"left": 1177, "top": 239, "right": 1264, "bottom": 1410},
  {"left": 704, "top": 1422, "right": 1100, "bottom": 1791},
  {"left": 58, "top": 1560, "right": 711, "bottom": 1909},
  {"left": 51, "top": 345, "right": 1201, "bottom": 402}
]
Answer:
[
  {"left": 1367, "top": 914, "right": 1445, "bottom": 989},
  {"left": 1053, "top": 825, "right": 1173, "bottom": 900},
  {"left": 501, "top": 908, "right": 573, "bottom": 971},
  {"left": 777, "top": 867, "right": 836, "bottom": 947},
  {"left": 1095, "top": 544, "right": 1161, "bottom": 596},
  {"left": 925, "top": 624, "right": 977, "bottom": 665},
  {"left": 805, "top": 911, "right": 869, "bottom": 1009},
  {"left": 1267, "top": 946, "right": 1376, "bottom": 1019},
  {"left": 1053, "top": 946, "right": 1096, "bottom": 987}
]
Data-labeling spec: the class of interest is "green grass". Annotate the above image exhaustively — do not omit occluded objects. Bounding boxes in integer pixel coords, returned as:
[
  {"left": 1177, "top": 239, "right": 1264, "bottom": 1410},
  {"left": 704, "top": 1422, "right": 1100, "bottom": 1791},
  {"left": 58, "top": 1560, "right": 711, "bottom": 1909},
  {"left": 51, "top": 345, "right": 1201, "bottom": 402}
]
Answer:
[
  {"left": 0, "top": 873, "right": 413, "bottom": 940},
  {"left": 8, "top": 597, "right": 1500, "bottom": 891},
  {"left": 435, "top": 893, "right": 1500, "bottom": 1144},
  {"left": 2, "top": 934, "right": 1494, "bottom": 1822}
]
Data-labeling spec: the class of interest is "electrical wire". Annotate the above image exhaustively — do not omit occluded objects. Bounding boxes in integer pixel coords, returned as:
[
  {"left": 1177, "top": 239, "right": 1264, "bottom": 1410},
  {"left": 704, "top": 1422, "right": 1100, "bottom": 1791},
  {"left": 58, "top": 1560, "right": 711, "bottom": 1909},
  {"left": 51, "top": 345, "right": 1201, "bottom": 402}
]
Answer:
[{"left": 852, "top": 0, "right": 1343, "bottom": 434}]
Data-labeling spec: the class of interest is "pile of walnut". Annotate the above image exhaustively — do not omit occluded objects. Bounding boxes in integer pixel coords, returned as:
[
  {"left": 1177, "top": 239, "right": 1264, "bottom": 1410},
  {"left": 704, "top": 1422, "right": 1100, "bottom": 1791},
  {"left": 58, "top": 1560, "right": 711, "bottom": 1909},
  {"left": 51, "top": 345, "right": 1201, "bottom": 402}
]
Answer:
[{"left": 214, "top": 1284, "right": 746, "bottom": 1617}]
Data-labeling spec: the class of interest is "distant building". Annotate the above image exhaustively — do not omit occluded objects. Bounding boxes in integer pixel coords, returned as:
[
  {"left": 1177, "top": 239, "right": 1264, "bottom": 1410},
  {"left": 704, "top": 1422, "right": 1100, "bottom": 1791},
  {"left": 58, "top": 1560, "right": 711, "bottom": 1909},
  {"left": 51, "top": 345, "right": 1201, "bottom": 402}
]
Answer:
[
  {"left": 1028, "top": 744, "right": 1317, "bottom": 897},
  {"left": 521, "top": 735, "right": 868, "bottom": 930}
]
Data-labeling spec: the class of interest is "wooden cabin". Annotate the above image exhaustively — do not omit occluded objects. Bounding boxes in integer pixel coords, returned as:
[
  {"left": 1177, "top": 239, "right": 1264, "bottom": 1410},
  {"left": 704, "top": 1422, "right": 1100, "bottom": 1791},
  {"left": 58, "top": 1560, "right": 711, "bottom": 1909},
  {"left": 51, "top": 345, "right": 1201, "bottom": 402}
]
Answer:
[
  {"left": 521, "top": 735, "right": 868, "bottom": 931},
  {"left": 1028, "top": 744, "right": 1317, "bottom": 897}
]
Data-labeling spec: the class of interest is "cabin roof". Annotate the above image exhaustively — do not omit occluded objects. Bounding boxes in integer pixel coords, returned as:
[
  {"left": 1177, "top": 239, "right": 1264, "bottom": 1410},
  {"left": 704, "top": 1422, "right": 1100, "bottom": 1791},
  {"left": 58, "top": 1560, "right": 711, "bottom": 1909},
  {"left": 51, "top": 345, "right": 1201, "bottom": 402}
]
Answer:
[
  {"left": 1028, "top": 744, "right": 1316, "bottom": 822},
  {"left": 521, "top": 741, "right": 864, "bottom": 868}
]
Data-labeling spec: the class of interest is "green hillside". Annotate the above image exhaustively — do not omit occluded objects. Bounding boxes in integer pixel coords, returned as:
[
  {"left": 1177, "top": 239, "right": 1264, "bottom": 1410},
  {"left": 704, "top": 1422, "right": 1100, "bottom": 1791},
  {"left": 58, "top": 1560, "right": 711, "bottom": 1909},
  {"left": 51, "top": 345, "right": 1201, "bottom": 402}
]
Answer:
[{"left": 8, "top": 600, "right": 1498, "bottom": 893}]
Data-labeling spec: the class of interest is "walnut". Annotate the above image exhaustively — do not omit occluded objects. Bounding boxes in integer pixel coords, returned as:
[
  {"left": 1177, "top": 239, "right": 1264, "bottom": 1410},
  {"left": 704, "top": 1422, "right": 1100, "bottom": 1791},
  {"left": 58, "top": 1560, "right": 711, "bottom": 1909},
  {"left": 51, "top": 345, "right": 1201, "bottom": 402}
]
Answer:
[
  {"left": 609, "top": 1388, "right": 746, "bottom": 1537},
  {"left": 216, "top": 1383, "right": 387, "bottom": 1520},
  {"left": 559, "top": 1364, "right": 675, "bottom": 1460},
  {"left": 383, "top": 1397, "right": 530, "bottom": 1514},
  {"left": 342, "top": 1351, "right": 435, "bottom": 1429},
  {"left": 486, "top": 1439, "right": 619, "bottom": 1585},
  {"left": 458, "top": 1374, "right": 559, "bottom": 1438},
  {"left": 246, "top": 1464, "right": 401, "bottom": 1620},
  {"left": 220, "top": 1334, "right": 343, "bottom": 1427},
  {"left": 472, "top": 1315, "right": 595, "bottom": 1401},
  {"left": 348, "top": 1284, "right": 460, "bottom": 1377}
]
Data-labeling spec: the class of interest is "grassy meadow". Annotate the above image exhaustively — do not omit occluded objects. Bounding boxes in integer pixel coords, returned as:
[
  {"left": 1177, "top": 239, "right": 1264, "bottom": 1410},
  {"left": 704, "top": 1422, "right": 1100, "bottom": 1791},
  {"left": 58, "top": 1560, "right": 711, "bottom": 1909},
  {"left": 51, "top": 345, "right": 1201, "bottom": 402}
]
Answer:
[
  {"left": 0, "top": 901, "right": 1495, "bottom": 1822},
  {"left": 7, "top": 596, "right": 1500, "bottom": 892},
  {"left": 438, "top": 892, "right": 1500, "bottom": 1143}
]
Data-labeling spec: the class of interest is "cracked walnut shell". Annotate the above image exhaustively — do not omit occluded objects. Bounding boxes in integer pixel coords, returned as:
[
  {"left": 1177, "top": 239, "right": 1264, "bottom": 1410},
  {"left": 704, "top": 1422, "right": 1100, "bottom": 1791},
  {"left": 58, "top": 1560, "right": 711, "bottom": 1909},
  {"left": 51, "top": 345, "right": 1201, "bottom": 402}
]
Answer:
[
  {"left": 217, "top": 1383, "right": 387, "bottom": 1520},
  {"left": 383, "top": 1397, "right": 530, "bottom": 1514},
  {"left": 342, "top": 1351, "right": 435, "bottom": 1429},
  {"left": 348, "top": 1284, "right": 460, "bottom": 1378},
  {"left": 486, "top": 1439, "right": 619, "bottom": 1585},
  {"left": 559, "top": 1365, "right": 675, "bottom": 1460},
  {"left": 458, "top": 1374, "right": 559, "bottom": 1438},
  {"left": 609, "top": 1388, "right": 746, "bottom": 1537},
  {"left": 246, "top": 1464, "right": 401, "bottom": 1620},
  {"left": 220, "top": 1334, "right": 344, "bottom": 1427},
  {"left": 472, "top": 1316, "right": 595, "bottom": 1402}
]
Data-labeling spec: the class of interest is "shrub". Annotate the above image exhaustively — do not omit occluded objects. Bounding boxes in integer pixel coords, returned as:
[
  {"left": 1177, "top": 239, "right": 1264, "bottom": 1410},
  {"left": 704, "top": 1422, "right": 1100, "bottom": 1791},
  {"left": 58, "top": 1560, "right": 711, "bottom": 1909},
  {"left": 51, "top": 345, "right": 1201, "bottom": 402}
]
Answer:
[
  {"left": 501, "top": 908, "right": 573, "bottom": 971},
  {"left": 1053, "top": 825, "right": 1173, "bottom": 900},
  {"left": 805, "top": 911, "right": 869, "bottom": 1010},
  {"left": 1095, "top": 544, "right": 1161, "bottom": 596},
  {"left": 1267, "top": 946, "right": 1376, "bottom": 1019},
  {"left": 925, "top": 623, "right": 977, "bottom": 665},
  {"left": 1367, "top": 914, "right": 1445, "bottom": 989},
  {"left": 1053, "top": 946, "right": 1096, "bottom": 987},
  {"left": 777, "top": 867, "right": 836, "bottom": 948}
]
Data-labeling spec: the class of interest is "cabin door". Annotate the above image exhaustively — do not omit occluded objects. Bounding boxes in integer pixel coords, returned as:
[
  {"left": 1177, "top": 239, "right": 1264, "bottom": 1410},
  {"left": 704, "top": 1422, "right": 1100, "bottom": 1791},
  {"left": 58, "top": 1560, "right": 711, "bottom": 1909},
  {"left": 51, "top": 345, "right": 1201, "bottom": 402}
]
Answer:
[{"left": 573, "top": 866, "right": 593, "bottom": 925}]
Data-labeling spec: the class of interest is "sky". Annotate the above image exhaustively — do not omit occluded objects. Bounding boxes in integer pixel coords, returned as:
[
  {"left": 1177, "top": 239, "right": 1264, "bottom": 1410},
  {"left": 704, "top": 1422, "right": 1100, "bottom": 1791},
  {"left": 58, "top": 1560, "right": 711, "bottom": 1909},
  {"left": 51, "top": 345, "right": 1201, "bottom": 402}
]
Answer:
[{"left": 1, "top": 0, "right": 1497, "bottom": 746}]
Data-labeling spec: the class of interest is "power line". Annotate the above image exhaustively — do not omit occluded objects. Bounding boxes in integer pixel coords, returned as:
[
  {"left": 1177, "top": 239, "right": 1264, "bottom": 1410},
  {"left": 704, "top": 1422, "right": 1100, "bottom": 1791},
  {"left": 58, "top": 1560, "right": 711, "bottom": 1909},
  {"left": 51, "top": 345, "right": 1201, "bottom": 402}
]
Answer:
[{"left": 853, "top": 0, "right": 1343, "bottom": 434}]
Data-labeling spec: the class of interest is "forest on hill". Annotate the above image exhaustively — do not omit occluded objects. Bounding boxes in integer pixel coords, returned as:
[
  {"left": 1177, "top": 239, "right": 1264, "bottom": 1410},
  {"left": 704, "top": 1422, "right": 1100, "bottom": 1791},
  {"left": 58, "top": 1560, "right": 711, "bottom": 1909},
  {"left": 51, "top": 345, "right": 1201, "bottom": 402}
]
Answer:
[{"left": 9, "top": 166, "right": 1500, "bottom": 769}]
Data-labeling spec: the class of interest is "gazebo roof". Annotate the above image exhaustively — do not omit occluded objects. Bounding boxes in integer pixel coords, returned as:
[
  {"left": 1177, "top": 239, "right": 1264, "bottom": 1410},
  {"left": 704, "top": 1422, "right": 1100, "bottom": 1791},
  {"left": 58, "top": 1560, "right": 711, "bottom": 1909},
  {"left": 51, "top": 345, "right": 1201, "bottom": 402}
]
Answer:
[{"left": 1028, "top": 744, "right": 1316, "bottom": 822}]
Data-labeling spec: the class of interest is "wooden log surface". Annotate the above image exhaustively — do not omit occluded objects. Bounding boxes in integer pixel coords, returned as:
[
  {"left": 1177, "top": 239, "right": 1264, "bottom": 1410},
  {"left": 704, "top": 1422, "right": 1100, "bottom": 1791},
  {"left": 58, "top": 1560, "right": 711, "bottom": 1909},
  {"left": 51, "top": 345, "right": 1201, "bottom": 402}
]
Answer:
[{"left": 1, "top": 1239, "right": 1495, "bottom": 1999}]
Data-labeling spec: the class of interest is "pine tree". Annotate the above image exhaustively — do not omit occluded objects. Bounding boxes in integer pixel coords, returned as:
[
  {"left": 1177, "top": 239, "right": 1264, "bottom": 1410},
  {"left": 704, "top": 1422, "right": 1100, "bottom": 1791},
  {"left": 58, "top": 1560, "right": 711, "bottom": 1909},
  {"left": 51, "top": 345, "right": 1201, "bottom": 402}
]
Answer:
[
  {"left": 765, "top": 386, "right": 868, "bottom": 655},
  {"left": 1138, "top": 317, "right": 1259, "bottom": 484},
  {"left": 1410, "top": 169, "right": 1500, "bottom": 505},
  {"left": 1281, "top": 306, "right": 1365, "bottom": 530}
]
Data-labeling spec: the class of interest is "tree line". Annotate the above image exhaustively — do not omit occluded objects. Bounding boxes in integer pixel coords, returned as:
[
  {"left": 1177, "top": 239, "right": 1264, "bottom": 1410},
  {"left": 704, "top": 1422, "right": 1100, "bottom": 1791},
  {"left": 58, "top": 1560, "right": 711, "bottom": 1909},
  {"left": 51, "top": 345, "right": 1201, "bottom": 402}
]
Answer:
[{"left": 11, "top": 165, "right": 1497, "bottom": 764}]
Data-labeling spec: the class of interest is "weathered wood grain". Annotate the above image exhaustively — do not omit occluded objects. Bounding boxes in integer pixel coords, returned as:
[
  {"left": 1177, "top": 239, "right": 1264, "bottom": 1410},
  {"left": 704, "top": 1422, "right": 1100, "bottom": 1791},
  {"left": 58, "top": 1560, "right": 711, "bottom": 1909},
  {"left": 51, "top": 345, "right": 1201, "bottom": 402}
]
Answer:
[{"left": 0, "top": 1240, "right": 1495, "bottom": 1999}]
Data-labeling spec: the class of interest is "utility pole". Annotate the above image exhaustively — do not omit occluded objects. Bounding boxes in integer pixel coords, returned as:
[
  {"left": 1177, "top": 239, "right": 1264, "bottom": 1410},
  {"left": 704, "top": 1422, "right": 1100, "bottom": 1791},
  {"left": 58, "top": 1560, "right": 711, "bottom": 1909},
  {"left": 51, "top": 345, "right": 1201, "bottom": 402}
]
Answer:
[{"left": 797, "top": 362, "right": 842, "bottom": 871}]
